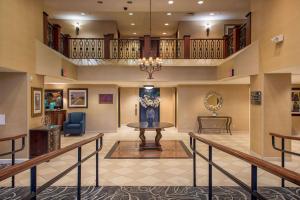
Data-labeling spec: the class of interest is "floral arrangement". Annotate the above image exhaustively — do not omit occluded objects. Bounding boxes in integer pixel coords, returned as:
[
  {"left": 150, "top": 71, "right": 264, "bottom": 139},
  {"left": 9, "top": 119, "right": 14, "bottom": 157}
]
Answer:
[{"left": 139, "top": 95, "right": 160, "bottom": 108}]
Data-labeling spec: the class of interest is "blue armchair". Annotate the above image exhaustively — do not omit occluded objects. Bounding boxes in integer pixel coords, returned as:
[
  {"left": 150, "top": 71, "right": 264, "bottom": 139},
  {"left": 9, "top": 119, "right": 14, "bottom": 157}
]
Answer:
[{"left": 63, "top": 112, "right": 86, "bottom": 136}]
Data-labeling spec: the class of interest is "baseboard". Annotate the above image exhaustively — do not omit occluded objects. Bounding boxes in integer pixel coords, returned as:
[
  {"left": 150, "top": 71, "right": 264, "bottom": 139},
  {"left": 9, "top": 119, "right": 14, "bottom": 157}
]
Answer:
[{"left": 0, "top": 159, "right": 28, "bottom": 164}]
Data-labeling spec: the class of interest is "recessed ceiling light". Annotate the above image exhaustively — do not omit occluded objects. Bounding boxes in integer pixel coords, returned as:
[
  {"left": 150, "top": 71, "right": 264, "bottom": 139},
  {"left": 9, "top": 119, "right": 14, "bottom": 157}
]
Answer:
[
  {"left": 129, "top": 12, "right": 133, "bottom": 16},
  {"left": 80, "top": 12, "right": 86, "bottom": 16},
  {"left": 133, "top": 32, "right": 137, "bottom": 35},
  {"left": 163, "top": 32, "right": 167, "bottom": 35},
  {"left": 167, "top": 12, "right": 172, "bottom": 16},
  {"left": 168, "top": 1, "right": 174, "bottom": 5},
  {"left": 209, "top": 12, "right": 215, "bottom": 15},
  {"left": 131, "top": 23, "right": 135, "bottom": 26},
  {"left": 97, "top": 0, "right": 103, "bottom": 4},
  {"left": 164, "top": 23, "right": 169, "bottom": 26},
  {"left": 198, "top": 1, "right": 204, "bottom": 4}
]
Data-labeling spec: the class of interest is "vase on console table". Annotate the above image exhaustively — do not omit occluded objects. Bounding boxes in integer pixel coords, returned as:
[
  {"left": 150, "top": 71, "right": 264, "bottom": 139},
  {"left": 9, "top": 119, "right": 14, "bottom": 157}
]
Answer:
[{"left": 146, "top": 107, "right": 155, "bottom": 127}]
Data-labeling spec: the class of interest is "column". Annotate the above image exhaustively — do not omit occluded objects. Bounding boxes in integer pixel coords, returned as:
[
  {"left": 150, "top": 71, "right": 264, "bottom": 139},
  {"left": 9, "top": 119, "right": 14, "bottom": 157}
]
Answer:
[{"left": 250, "top": 73, "right": 291, "bottom": 158}]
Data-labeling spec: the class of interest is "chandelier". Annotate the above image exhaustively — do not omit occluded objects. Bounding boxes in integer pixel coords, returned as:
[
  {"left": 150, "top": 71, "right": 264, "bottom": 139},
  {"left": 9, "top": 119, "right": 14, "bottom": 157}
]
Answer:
[
  {"left": 139, "top": 57, "right": 162, "bottom": 79},
  {"left": 139, "top": 0, "right": 162, "bottom": 79}
]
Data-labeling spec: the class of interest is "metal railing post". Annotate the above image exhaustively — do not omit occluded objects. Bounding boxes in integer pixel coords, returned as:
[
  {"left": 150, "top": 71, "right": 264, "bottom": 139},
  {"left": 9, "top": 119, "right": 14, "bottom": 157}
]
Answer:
[
  {"left": 192, "top": 137, "right": 196, "bottom": 187},
  {"left": 96, "top": 139, "right": 99, "bottom": 187},
  {"left": 11, "top": 139, "right": 15, "bottom": 188},
  {"left": 208, "top": 145, "right": 212, "bottom": 200},
  {"left": 281, "top": 138, "right": 285, "bottom": 187},
  {"left": 251, "top": 165, "right": 257, "bottom": 200},
  {"left": 77, "top": 147, "right": 82, "bottom": 200},
  {"left": 30, "top": 166, "right": 37, "bottom": 200}
]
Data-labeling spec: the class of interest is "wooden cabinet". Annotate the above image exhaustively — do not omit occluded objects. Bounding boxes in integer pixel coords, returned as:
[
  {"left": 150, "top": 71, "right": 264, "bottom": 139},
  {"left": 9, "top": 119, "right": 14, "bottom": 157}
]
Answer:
[
  {"left": 29, "top": 125, "right": 61, "bottom": 159},
  {"left": 45, "top": 110, "right": 66, "bottom": 128}
]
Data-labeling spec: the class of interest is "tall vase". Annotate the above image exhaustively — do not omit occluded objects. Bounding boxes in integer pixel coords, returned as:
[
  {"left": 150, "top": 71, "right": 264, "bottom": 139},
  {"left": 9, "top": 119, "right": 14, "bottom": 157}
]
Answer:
[{"left": 146, "top": 107, "right": 155, "bottom": 127}]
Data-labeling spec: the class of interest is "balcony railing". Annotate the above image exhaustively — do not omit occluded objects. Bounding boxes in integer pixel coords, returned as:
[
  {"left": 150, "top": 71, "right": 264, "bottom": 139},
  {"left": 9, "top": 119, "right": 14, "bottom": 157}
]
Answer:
[{"left": 43, "top": 12, "right": 251, "bottom": 61}]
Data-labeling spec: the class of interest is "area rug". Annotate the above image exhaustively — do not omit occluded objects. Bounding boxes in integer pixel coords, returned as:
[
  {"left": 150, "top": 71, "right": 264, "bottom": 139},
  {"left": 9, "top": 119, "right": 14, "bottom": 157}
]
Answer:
[
  {"left": 105, "top": 140, "right": 192, "bottom": 159},
  {"left": 0, "top": 186, "right": 299, "bottom": 200}
]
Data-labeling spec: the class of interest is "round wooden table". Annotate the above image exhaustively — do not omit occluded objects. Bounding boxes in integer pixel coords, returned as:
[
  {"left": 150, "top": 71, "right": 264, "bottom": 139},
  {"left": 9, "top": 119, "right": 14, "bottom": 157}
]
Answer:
[{"left": 127, "top": 122, "right": 174, "bottom": 151}]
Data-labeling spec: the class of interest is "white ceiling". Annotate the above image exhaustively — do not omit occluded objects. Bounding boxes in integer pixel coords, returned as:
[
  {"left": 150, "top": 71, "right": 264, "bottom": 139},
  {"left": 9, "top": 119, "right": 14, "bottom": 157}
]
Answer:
[{"left": 43, "top": 0, "right": 250, "bottom": 36}]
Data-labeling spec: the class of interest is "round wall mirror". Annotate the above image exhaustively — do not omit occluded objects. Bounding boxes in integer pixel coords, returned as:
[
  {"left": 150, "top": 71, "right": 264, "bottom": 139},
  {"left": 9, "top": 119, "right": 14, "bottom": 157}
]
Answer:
[{"left": 204, "top": 91, "right": 223, "bottom": 116}]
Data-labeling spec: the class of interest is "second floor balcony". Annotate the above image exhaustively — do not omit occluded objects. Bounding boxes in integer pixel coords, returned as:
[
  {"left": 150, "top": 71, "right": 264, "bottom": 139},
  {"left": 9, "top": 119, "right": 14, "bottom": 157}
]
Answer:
[{"left": 43, "top": 13, "right": 251, "bottom": 63}]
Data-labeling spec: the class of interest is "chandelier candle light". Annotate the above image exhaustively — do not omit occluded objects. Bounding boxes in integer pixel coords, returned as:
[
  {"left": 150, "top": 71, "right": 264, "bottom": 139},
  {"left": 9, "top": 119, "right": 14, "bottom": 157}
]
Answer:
[{"left": 139, "top": 0, "right": 162, "bottom": 79}]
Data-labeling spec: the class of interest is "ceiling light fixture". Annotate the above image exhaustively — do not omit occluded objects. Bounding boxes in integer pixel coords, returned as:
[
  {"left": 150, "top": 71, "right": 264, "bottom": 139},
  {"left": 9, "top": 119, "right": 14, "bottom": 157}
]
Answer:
[
  {"left": 198, "top": 1, "right": 204, "bottom": 4},
  {"left": 129, "top": 12, "right": 133, "bottom": 15},
  {"left": 164, "top": 23, "right": 169, "bottom": 26},
  {"left": 133, "top": 32, "right": 137, "bottom": 35},
  {"left": 168, "top": 0, "right": 174, "bottom": 5},
  {"left": 167, "top": 12, "right": 172, "bottom": 16},
  {"left": 81, "top": 12, "right": 86, "bottom": 16},
  {"left": 131, "top": 23, "right": 135, "bottom": 26},
  {"left": 144, "top": 85, "right": 154, "bottom": 90},
  {"left": 209, "top": 12, "right": 215, "bottom": 15},
  {"left": 139, "top": 0, "right": 162, "bottom": 79}
]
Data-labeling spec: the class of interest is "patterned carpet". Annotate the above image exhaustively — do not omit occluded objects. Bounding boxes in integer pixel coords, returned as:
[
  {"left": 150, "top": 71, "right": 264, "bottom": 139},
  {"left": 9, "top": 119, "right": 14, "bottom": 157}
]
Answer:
[{"left": 0, "top": 186, "right": 299, "bottom": 200}]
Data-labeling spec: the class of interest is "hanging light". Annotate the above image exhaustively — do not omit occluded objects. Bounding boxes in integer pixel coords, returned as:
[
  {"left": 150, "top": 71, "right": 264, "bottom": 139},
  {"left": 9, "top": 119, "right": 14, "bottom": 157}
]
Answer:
[{"left": 139, "top": 0, "right": 162, "bottom": 79}]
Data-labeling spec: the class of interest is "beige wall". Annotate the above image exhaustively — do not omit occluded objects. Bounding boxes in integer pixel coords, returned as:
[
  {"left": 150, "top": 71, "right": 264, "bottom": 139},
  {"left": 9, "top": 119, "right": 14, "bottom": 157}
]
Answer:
[
  {"left": 177, "top": 85, "right": 250, "bottom": 133},
  {"left": 251, "top": 0, "right": 300, "bottom": 72},
  {"left": 178, "top": 20, "right": 246, "bottom": 39},
  {"left": 217, "top": 42, "right": 259, "bottom": 80},
  {"left": 0, "top": 73, "right": 28, "bottom": 159},
  {"left": 35, "top": 41, "right": 77, "bottom": 80},
  {"left": 120, "top": 87, "right": 176, "bottom": 125},
  {"left": 49, "top": 19, "right": 118, "bottom": 38},
  {"left": 0, "top": 0, "right": 43, "bottom": 73},
  {"left": 45, "top": 84, "right": 118, "bottom": 133}
]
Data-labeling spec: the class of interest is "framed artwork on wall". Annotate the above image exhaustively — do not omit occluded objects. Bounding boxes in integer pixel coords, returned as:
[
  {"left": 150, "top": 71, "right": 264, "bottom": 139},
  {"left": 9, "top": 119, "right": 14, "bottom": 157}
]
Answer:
[
  {"left": 31, "top": 87, "right": 43, "bottom": 117},
  {"left": 99, "top": 94, "right": 113, "bottom": 104},
  {"left": 68, "top": 88, "right": 88, "bottom": 108},
  {"left": 292, "top": 88, "right": 300, "bottom": 116},
  {"left": 45, "top": 89, "right": 63, "bottom": 110}
]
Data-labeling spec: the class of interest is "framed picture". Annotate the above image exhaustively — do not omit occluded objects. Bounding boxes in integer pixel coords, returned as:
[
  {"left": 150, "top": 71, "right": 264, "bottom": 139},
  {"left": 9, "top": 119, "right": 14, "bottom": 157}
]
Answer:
[
  {"left": 45, "top": 89, "right": 64, "bottom": 110},
  {"left": 99, "top": 94, "right": 113, "bottom": 104},
  {"left": 68, "top": 88, "right": 88, "bottom": 108},
  {"left": 292, "top": 88, "right": 300, "bottom": 116},
  {"left": 224, "top": 24, "right": 241, "bottom": 35},
  {"left": 31, "top": 87, "right": 43, "bottom": 117}
]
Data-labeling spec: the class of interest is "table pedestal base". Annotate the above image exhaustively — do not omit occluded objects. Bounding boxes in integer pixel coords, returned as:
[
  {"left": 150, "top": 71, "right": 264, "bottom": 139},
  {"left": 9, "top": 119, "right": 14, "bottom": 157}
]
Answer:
[{"left": 139, "top": 128, "right": 162, "bottom": 151}]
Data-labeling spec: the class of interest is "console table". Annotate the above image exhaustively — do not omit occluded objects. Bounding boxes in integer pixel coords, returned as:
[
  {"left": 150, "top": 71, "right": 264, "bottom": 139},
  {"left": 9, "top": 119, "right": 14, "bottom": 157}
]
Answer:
[
  {"left": 127, "top": 122, "right": 174, "bottom": 151},
  {"left": 29, "top": 125, "right": 61, "bottom": 158},
  {"left": 197, "top": 116, "right": 232, "bottom": 134}
]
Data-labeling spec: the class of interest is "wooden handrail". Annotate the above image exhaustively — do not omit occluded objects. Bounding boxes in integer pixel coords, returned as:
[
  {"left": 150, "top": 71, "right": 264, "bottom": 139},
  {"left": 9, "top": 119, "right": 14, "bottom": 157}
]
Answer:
[
  {"left": 0, "top": 134, "right": 27, "bottom": 142},
  {"left": 189, "top": 132, "right": 300, "bottom": 186},
  {"left": 270, "top": 132, "right": 300, "bottom": 141},
  {"left": 0, "top": 133, "right": 104, "bottom": 182}
]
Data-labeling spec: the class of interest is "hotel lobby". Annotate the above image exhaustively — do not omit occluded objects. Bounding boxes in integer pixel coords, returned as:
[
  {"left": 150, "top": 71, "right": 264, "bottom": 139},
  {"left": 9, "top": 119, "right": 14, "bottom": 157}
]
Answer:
[{"left": 0, "top": 0, "right": 300, "bottom": 199}]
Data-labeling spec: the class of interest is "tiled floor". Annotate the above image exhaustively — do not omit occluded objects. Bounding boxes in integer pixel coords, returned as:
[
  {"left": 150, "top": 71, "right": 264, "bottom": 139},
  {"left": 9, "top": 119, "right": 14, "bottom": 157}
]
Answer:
[{"left": 1, "top": 126, "right": 300, "bottom": 188}]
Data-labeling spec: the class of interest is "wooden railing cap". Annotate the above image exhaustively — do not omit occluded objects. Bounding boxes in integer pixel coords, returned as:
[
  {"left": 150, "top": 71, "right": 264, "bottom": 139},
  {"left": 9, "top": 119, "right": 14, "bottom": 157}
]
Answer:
[
  {"left": 0, "top": 133, "right": 104, "bottom": 182},
  {"left": 0, "top": 134, "right": 27, "bottom": 142},
  {"left": 189, "top": 132, "right": 300, "bottom": 186},
  {"left": 270, "top": 132, "right": 300, "bottom": 141}
]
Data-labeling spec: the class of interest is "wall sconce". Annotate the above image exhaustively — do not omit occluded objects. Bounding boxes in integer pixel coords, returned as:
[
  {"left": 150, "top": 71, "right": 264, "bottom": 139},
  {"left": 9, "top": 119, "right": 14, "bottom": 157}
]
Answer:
[
  {"left": 75, "top": 22, "right": 80, "bottom": 36},
  {"left": 205, "top": 23, "right": 211, "bottom": 37}
]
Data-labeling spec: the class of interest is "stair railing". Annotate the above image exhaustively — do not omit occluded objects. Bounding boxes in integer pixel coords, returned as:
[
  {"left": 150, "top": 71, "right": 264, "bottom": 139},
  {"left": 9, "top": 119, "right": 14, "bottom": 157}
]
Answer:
[
  {"left": 0, "top": 133, "right": 103, "bottom": 200},
  {"left": 0, "top": 134, "right": 26, "bottom": 188},
  {"left": 189, "top": 132, "right": 300, "bottom": 200},
  {"left": 270, "top": 132, "right": 300, "bottom": 187}
]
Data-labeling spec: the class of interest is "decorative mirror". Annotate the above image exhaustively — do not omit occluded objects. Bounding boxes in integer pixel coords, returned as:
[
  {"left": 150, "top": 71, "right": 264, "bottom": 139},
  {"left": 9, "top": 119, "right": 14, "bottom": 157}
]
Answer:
[{"left": 204, "top": 91, "right": 223, "bottom": 116}]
